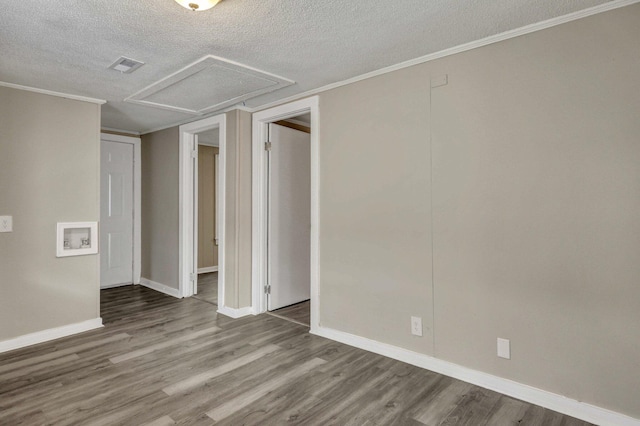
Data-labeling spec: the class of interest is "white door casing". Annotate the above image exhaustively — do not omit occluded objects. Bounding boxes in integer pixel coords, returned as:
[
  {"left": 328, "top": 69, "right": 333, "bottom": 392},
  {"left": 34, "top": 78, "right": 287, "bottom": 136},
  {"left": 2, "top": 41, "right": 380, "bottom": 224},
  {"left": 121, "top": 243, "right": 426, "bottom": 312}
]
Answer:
[
  {"left": 100, "top": 133, "right": 141, "bottom": 287},
  {"left": 100, "top": 140, "right": 134, "bottom": 288},
  {"left": 252, "top": 96, "right": 320, "bottom": 330},
  {"left": 267, "top": 124, "right": 311, "bottom": 310},
  {"left": 179, "top": 114, "right": 226, "bottom": 306},
  {"left": 215, "top": 153, "right": 220, "bottom": 249}
]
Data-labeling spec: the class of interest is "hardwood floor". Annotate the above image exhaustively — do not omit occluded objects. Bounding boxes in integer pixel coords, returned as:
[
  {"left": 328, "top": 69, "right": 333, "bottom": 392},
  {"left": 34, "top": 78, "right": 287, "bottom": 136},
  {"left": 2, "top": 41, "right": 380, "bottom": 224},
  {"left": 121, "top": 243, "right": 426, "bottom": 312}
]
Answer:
[
  {"left": 269, "top": 300, "right": 311, "bottom": 327},
  {"left": 195, "top": 272, "right": 218, "bottom": 305},
  {"left": 0, "top": 286, "right": 593, "bottom": 425}
]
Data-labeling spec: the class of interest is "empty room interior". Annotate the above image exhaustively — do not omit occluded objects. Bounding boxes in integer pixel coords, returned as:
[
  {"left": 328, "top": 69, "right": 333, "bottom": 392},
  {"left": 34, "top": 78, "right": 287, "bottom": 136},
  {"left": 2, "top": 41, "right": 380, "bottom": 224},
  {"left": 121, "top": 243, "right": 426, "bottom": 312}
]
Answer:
[{"left": 1, "top": 1, "right": 639, "bottom": 425}]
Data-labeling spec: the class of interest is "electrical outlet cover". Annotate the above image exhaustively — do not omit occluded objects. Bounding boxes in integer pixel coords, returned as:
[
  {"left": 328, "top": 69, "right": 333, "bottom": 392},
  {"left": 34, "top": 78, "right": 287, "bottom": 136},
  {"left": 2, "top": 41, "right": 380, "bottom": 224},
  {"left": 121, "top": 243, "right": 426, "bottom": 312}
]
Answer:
[
  {"left": 0, "top": 216, "right": 12, "bottom": 232},
  {"left": 497, "top": 338, "right": 511, "bottom": 359},
  {"left": 411, "top": 316, "right": 423, "bottom": 337}
]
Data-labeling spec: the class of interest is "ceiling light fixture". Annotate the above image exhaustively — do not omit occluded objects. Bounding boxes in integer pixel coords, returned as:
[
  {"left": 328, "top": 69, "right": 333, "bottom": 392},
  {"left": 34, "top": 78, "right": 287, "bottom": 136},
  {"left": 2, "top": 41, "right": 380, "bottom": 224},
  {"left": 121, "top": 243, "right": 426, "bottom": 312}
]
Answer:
[{"left": 174, "top": 0, "right": 222, "bottom": 11}]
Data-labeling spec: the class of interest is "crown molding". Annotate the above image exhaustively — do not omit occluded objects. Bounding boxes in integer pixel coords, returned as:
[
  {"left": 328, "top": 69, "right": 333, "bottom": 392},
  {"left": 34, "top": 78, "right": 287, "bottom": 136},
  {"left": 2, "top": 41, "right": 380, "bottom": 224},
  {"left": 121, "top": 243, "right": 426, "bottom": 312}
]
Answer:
[
  {"left": 101, "top": 127, "right": 141, "bottom": 136},
  {"left": 134, "top": 0, "right": 639, "bottom": 134},
  {"left": 0, "top": 81, "right": 106, "bottom": 105},
  {"left": 250, "top": 0, "right": 640, "bottom": 114}
]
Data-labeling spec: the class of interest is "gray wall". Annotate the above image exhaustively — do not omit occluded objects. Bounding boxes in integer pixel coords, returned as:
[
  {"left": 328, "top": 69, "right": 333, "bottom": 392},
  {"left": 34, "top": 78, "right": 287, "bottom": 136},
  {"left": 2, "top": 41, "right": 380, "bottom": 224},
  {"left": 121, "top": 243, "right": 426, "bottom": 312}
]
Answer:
[
  {"left": 0, "top": 86, "right": 101, "bottom": 341},
  {"left": 140, "top": 110, "right": 252, "bottom": 307},
  {"left": 141, "top": 127, "right": 180, "bottom": 288},
  {"left": 197, "top": 145, "right": 219, "bottom": 269},
  {"left": 222, "top": 110, "right": 253, "bottom": 309},
  {"left": 317, "top": 4, "right": 640, "bottom": 419},
  {"left": 320, "top": 66, "right": 434, "bottom": 354}
]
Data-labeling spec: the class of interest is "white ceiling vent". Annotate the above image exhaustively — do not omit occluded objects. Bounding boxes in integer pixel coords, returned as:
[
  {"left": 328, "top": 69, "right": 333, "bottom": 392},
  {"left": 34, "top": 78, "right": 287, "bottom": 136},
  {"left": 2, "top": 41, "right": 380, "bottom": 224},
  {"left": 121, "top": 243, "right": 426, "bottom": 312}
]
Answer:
[
  {"left": 109, "top": 57, "right": 145, "bottom": 74},
  {"left": 125, "top": 55, "right": 295, "bottom": 115}
]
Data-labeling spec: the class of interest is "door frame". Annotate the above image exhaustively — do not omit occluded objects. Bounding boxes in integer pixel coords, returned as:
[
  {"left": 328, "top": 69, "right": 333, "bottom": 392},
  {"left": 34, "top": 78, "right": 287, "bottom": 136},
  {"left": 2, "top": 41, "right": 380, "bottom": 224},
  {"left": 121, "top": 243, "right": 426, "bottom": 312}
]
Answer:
[
  {"left": 179, "top": 114, "right": 226, "bottom": 308},
  {"left": 99, "top": 133, "right": 141, "bottom": 286},
  {"left": 251, "top": 96, "right": 319, "bottom": 333}
]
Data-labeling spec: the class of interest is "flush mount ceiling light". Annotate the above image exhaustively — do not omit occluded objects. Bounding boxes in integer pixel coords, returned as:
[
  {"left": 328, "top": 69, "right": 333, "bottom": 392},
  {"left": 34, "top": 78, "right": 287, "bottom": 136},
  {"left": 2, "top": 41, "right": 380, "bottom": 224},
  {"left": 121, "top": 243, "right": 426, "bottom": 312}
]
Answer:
[{"left": 174, "top": 0, "right": 222, "bottom": 11}]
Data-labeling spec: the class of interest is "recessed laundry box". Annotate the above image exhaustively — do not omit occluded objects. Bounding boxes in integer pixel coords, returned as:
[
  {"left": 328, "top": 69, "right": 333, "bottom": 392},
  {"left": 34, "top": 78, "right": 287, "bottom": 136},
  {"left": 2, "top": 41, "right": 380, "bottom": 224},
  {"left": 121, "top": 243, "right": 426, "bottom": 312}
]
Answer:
[{"left": 56, "top": 222, "right": 98, "bottom": 257}]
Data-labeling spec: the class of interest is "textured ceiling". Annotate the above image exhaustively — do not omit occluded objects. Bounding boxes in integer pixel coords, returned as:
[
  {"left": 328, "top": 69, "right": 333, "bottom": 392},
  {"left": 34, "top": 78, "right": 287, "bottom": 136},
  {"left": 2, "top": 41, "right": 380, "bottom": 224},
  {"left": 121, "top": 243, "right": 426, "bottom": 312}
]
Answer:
[
  {"left": 126, "top": 55, "right": 294, "bottom": 114},
  {"left": 0, "top": 0, "right": 616, "bottom": 133}
]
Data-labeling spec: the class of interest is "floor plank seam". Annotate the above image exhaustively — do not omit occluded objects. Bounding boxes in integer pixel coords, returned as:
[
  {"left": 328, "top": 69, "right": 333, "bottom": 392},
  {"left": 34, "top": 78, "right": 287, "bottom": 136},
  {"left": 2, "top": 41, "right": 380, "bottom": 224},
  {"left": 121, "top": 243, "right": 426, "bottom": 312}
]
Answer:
[
  {"left": 0, "top": 285, "right": 594, "bottom": 426},
  {"left": 266, "top": 311, "right": 310, "bottom": 328}
]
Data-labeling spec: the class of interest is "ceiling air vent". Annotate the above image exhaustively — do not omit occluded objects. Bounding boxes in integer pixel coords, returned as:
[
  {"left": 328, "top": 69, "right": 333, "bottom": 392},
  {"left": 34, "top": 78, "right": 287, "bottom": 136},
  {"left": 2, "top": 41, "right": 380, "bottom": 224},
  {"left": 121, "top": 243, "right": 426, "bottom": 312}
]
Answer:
[{"left": 108, "top": 57, "right": 145, "bottom": 74}]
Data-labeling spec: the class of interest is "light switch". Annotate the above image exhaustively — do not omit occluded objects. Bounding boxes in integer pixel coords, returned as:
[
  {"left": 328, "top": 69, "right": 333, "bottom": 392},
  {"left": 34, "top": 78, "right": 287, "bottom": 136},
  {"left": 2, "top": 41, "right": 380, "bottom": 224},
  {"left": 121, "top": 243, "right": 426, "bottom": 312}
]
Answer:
[{"left": 0, "top": 216, "right": 13, "bottom": 232}]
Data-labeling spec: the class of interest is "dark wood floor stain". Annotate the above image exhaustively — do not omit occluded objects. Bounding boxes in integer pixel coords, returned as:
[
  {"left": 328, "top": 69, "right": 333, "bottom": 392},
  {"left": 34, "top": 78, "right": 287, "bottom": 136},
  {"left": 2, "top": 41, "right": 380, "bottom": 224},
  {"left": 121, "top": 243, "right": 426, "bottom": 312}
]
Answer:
[
  {"left": 0, "top": 286, "right": 593, "bottom": 425},
  {"left": 269, "top": 300, "right": 311, "bottom": 327}
]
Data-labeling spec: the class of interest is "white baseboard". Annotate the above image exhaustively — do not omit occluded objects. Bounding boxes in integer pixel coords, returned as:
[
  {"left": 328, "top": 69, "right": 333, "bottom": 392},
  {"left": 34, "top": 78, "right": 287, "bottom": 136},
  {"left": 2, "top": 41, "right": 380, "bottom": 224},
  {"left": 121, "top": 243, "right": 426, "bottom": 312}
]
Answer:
[
  {"left": 217, "top": 306, "right": 254, "bottom": 319},
  {"left": 140, "top": 278, "right": 181, "bottom": 299},
  {"left": 100, "top": 282, "right": 133, "bottom": 290},
  {"left": 0, "top": 318, "right": 103, "bottom": 354},
  {"left": 198, "top": 266, "right": 218, "bottom": 274},
  {"left": 312, "top": 326, "right": 640, "bottom": 426}
]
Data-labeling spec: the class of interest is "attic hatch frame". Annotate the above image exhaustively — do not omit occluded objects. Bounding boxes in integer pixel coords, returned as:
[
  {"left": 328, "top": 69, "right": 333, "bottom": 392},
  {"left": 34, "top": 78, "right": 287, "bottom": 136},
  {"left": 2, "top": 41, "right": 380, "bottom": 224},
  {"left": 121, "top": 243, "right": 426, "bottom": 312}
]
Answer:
[
  {"left": 178, "top": 113, "right": 227, "bottom": 310},
  {"left": 251, "top": 96, "right": 320, "bottom": 332}
]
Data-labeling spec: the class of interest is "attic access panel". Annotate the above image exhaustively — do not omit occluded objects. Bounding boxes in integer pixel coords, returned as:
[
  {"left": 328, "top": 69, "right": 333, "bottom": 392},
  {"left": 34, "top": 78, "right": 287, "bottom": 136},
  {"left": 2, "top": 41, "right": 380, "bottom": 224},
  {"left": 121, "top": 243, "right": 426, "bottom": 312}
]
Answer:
[{"left": 125, "top": 55, "right": 295, "bottom": 115}]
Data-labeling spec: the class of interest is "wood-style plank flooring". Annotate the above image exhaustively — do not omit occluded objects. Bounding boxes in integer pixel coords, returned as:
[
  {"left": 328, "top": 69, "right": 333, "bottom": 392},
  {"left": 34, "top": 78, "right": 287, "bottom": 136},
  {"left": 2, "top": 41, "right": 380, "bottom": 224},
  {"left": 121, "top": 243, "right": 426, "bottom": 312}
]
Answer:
[
  {"left": 195, "top": 272, "right": 218, "bottom": 305},
  {"left": 269, "top": 300, "right": 311, "bottom": 327},
  {"left": 0, "top": 286, "right": 593, "bottom": 425}
]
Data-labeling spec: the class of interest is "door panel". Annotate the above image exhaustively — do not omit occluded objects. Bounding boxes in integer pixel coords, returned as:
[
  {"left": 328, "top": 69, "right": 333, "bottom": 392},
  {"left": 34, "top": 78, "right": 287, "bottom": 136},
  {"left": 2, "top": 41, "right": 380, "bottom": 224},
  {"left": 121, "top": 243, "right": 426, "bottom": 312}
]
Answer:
[
  {"left": 101, "top": 141, "right": 134, "bottom": 287},
  {"left": 268, "top": 124, "right": 311, "bottom": 310},
  {"left": 108, "top": 232, "right": 125, "bottom": 268},
  {"left": 108, "top": 173, "right": 124, "bottom": 216}
]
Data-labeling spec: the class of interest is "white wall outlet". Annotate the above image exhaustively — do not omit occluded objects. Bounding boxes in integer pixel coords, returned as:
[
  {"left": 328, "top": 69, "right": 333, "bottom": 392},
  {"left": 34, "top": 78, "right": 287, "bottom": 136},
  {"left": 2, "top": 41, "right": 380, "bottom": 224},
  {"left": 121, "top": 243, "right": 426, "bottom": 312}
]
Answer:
[
  {"left": 0, "top": 216, "right": 12, "bottom": 233},
  {"left": 411, "top": 316, "right": 423, "bottom": 337},
  {"left": 497, "top": 338, "right": 511, "bottom": 359}
]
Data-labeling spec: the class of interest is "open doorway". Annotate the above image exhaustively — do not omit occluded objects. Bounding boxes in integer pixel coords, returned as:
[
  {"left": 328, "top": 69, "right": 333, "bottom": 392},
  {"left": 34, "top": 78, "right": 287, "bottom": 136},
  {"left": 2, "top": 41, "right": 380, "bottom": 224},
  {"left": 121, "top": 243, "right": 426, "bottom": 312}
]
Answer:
[
  {"left": 265, "top": 118, "right": 311, "bottom": 326},
  {"left": 178, "top": 114, "right": 226, "bottom": 310},
  {"left": 252, "top": 97, "right": 319, "bottom": 331},
  {"left": 194, "top": 127, "right": 220, "bottom": 306}
]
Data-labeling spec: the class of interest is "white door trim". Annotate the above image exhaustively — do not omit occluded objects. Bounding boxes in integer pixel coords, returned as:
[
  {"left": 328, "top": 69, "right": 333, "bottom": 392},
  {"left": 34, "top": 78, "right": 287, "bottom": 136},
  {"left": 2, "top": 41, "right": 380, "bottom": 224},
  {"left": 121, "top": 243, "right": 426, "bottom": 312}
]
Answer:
[
  {"left": 179, "top": 115, "right": 226, "bottom": 309},
  {"left": 251, "top": 96, "right": 320, "bottom": 333},
  {"left": 100, "top": 133, "right": 141, "bottom": 285}
]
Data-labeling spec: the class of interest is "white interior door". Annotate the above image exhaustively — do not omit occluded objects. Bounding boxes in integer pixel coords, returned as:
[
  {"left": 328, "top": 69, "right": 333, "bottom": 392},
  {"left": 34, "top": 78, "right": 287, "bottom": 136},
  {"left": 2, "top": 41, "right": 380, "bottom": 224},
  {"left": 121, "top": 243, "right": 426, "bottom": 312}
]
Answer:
[
  {"left": 268, "top": 124, "right": 311, "bottom": 310},
  {"left": 100, "top": 141, "right": 134, "bottom": 288}
]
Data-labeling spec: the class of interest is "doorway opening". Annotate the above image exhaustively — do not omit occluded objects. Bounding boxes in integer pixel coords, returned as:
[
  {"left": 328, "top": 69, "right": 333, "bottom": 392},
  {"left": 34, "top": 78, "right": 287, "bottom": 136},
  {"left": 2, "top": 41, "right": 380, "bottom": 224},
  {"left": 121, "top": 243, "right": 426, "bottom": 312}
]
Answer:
[
  {"left": 99, "top": 133, "right": 141, "bottom": 289},
  {"left": 252, "top": 96, "right": 319, "bottom": 332},
  {"left": 179, "top": 114, "right": 226, "bottom": 310},
  {"left": 194, "top": 127, "right": 221, "bottom": 306}
]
